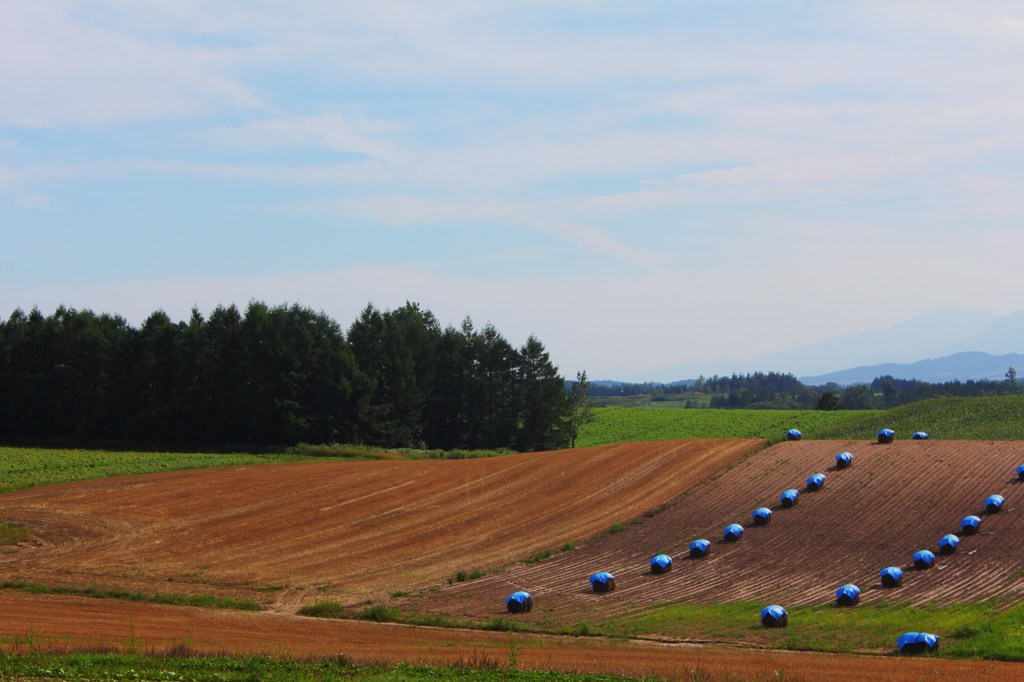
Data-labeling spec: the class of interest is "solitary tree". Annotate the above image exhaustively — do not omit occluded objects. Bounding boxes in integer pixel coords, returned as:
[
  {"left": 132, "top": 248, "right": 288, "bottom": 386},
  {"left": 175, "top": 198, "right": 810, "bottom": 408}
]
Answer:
[
  {"left": 816, "top": 390, "right": 842, "bottom": 411},
  {"left": 566, "top": 369, "right": 595, "bottom": 447},
  {"left": 1007, "top": 366, "right": 1017, "bottom": 386}
]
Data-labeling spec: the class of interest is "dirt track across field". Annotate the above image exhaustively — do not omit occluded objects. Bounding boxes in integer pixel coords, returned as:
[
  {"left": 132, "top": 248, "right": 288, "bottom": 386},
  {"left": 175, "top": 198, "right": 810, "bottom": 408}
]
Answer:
[
  {"left": 408, "top": 440, "right": 1024, "bottom": 624},
  {"left": 0, "top": 439, "right": 759, "bottom": 609},
  {"left": 0, "top": 592, "right": 1019, "bottom": 682}
]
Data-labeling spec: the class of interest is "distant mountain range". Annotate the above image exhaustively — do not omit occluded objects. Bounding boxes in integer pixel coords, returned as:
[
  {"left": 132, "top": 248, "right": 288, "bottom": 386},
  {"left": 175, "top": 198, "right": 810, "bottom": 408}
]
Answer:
[
  {"left": 737, "top": 308, "right": 1024, "bottom": 378},
  {"left": 607, "top": 308, "right": 1024, "bottom": 385},
  {"left": 801, "top": 351, "right": 1024, "bottom": 386}
]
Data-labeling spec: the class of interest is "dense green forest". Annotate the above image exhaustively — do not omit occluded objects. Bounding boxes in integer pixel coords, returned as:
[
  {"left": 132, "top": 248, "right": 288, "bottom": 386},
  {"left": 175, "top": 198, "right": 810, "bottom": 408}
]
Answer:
[
  {"left": 0, "top": 302, "right": 575, "bottom": 451},
  {"left": 590, "top": 371, "right": 1020, "bottom": 410},
  {"left": 5, "top": 302, "right": 1018, "bottom": 451}
]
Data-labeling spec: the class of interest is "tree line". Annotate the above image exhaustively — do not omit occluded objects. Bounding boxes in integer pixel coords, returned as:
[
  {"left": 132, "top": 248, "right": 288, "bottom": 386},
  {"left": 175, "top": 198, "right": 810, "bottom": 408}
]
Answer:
[
  {"left": 591, "top": 371, "right": 1020, "bottom": 410},
  {"left": 0, "top": 301, "right": 583, "bottom": 451},
  {"left": 827, "top": 373, "right": 1020, "bottom": 409}
]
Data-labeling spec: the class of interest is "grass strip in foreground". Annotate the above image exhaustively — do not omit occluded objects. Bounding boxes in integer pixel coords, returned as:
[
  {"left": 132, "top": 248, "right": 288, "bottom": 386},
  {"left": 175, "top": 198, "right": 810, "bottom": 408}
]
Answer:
[
  {"left": 605, "top": 599, "right": 1024, "bottom": 661},
  {"left": 0, "top": 653, "right": 647, "bottom": 682},
  {"left": 0, "top": 581, "right": 261, "bottom": 612},
  {"left": 309, "top": 597, "right": 1024, "bottom": 662}
]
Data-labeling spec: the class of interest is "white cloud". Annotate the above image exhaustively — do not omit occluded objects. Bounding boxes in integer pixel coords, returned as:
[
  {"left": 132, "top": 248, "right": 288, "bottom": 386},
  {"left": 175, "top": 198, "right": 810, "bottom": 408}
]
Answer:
[
  {"left": 316, "top": 195, "right": 528, "bottom": 225},
  {"left": 530, "top": 219, "right": 676, "bottom": 268},
  {"left": 203, "top": 114, "right": 401, "bottom": 162},
  {"left": 986, "top": 16, "right": 1024, "bottom": 37},
  {"left": 14, "top": 194, "right": 48, "bottom": 209},
  {"left": 0, "top": 3, "right": 264, "bottom": 126},
  {"left": 266, "top": 194, "right": 675, "bottom": 268}
]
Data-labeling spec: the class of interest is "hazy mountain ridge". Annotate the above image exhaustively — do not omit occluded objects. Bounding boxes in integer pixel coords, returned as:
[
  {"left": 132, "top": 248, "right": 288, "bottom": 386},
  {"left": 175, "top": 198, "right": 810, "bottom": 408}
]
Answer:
[
  {"left": 740, "top": 308, "right": 1023, "bottom": 377},
  {"left": 620, "top": 308, "right": 1024, "bottom": 384},
  {"left": 801, "top": 351, "right": 1024, "bottom": 386}
]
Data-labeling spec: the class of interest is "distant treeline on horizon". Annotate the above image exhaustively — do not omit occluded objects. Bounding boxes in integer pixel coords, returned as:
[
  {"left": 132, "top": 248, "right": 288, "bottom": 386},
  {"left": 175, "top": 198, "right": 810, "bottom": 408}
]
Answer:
[
  {"left": 0, "top": 302, "right": 575, "bottom": 452},
  {"left": 588, "top": 372, "right": 1021, "bottom": 409}
]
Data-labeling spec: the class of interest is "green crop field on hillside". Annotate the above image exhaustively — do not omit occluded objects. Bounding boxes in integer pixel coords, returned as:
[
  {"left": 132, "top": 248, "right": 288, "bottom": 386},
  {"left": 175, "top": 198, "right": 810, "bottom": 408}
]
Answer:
[
  {"left": 0, "top": 448, "right": 311, "bottom": 494},
  {"left": 809, "top": 395, "right": 1024, "bottom": 441},
  {"left": 575, "top": 407, "right": 877, "bottom": 447},
  {"left": 576, "top": 395, "right": 1024, "bottom": 447}
]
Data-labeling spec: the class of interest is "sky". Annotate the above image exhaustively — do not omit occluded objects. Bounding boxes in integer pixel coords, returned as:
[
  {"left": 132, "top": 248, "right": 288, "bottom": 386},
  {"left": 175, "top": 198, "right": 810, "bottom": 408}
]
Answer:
[{"left": 3, "top": 1, "right": 1024, "bottom": 380}]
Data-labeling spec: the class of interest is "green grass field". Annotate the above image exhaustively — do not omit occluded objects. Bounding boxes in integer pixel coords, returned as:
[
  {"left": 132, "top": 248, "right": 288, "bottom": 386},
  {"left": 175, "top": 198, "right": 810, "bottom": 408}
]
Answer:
[
  {"left": 0, "top": 447, "right": 312, "bottom": 494},
  {"left": 809, "top": 395, "right": 1024, "bottom": 441},
  {"left": 575, "top": 407, "right": 877, "bottom": 447},
  {"left": 576, "top": 395, "right": 1024, "bottom": 447},
  {"left": 603, "top": 599, "right": 1024, "bottom": 660}
]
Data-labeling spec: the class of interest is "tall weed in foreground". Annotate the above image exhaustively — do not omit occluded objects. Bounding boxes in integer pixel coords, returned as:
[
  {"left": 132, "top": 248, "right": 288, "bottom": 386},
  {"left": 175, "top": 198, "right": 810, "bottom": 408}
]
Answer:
[
  {"left": 0, "top": 520, "right": 30, "bottom": 546},
  {"left": 297, "top": 600, "right": 347, "bottom": 618}
]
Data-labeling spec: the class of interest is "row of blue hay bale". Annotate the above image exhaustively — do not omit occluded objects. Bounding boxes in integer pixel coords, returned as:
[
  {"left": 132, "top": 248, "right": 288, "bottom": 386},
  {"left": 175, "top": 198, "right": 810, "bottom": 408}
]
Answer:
[
  {"left": 719, "top": 451, "right": 848, "bottom": 544},
  {"left": 516, "top": 433, "right": 840, "bottom": 608},
  {"left": 506, "top": 546, "right": 702, "bottom": 611},
  {"left": 654, "top": 447, "right": 856, "bottom": 630},
  {"left": 763, "top": 463, "right": 1020, "bottom": 653},
  {"left": 886, "top": 469, "right": 1016, "bottom": 653},
  {"left": 506, "top": 450, "right": 1021, "bottom": 653},
  {"left": 880, "top": 428, "right": 930, "bottom": 443},
  {"left": 706, "top": 449, "right": 852, "bottom": 593},
  {"left": 758, "top": 448, "right": 856, "bottom": 631},
  {"left": 786, "top": 428, "right": 929, "bottom": 444},
  {"left": 762, "top": 442, "right": 905, "bottom": 649}
]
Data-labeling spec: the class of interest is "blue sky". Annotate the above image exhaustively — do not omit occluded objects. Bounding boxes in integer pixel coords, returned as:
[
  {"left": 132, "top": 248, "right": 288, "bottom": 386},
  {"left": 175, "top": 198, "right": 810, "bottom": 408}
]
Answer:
[{"left": 3, "top": 2, "right": 1024, "bottom": 380}]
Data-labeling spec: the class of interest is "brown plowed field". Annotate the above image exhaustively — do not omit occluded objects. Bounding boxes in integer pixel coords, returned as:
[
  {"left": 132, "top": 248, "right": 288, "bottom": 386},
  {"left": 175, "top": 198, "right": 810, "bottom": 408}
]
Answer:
[
  {"left": 407, "top": 440, "right": 1024, "bottom": 624},
  {"left": 0, "top": 592, "right": 1019, "bottom": 682},
  {"left": 0, "top": 439, "right": 759, "bottom": 608}
]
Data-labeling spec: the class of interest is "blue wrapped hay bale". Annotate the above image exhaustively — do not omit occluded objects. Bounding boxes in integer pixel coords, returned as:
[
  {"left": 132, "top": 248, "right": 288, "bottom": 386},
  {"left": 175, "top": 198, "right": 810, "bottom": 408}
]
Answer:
[
  {"left": 835, "top": 583, "right": 861, "bottom": 606},
  {"left": 506, "top": 591, "right": 533, "bottom": 613},
  {"left": 898, "top": 632, "right": 939, "bottom": 654},
  {"left": 835, "top": 451, "right": 853, "bottom": 469},
  {"left": 880, "top": 566, "right": 903, "bottom": 588},
  {"left": 911, "top": 431, "right": 929, "bottom": 440},
  {"left": 985, "top": 494, "right": 1005, "bottom": 514},
  {"left": 938, "top": 533, "right": 960, "bottom": 555},
  {"left": 589, "top": 571, "right": 616, "bottom": 593},
  {"left": 877, "top": 428, "right": 895, "bottom": 444},
  {"left": 751, "top": 507, "right": 773, "bottom": 526},
  {"left": 1017, "top": 464, "right": 1024, "bottom": 481},
  {"left": 913, "top": 549, "right": 935, "bottom": 570},
  {"left": 689, "top": 538, "right": 711, "bottom": 558},
  {"left": 961, "top": 515, "right": 981, "bottom": 535},
  {"left": 785, "top": 428, "right": 802, "bottom": 441},
  {"left": 760, "top": 604, "right": 788, "bottom": 628},
  {"left": 806, "top": 473, "right": 826, "bottom": 492},
  {"left": 723, "top": 523, "right": 744, "bottom": 542},
  {"left": 780, "top": 488, "right": 799, "bottom": 508},
  {"left": 649, "top": 554, "right": 673, "bottom": 575}
]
